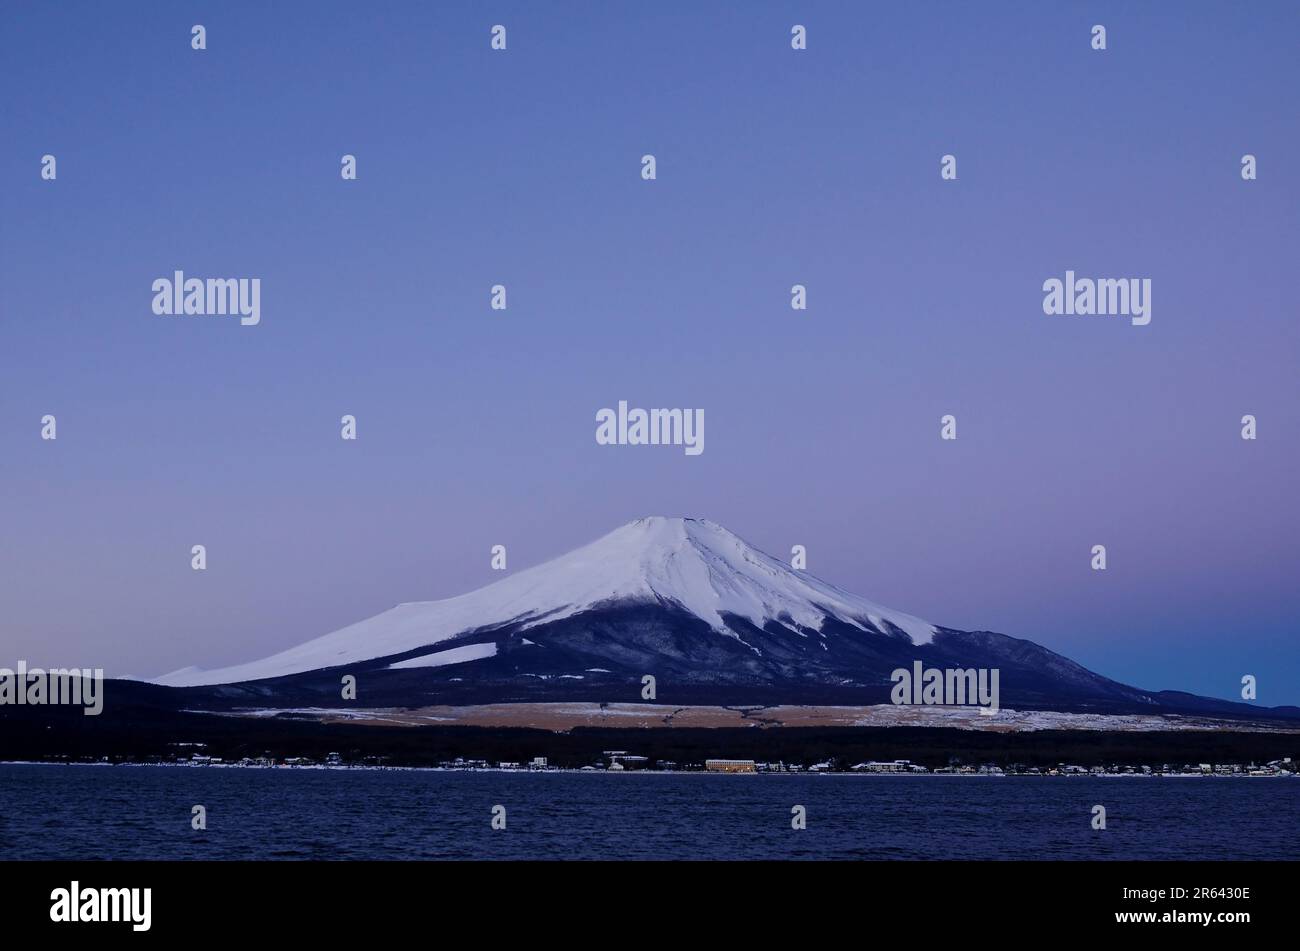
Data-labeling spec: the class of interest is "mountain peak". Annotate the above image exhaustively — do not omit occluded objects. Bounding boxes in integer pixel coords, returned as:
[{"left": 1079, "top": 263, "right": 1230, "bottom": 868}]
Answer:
[
  {"left": 581, "top": 515, "right": 936, "bottom": 643},
  {"left": 618, "top": 515, "right": 725, "bottom": 535},
  {"left": 156, "top": 517, "right": 936, "bottom": 686}
]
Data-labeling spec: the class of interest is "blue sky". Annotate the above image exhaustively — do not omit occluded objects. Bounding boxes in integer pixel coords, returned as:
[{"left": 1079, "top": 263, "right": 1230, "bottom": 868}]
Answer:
[{"left": 1, "top": 1, "right": 1297, "bottom": 704}]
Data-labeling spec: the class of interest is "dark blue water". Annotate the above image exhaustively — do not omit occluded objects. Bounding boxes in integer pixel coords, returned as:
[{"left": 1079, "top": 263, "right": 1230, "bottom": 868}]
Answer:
[{"left": 1, "top": 765, "right": 1295, "bottom": 860}]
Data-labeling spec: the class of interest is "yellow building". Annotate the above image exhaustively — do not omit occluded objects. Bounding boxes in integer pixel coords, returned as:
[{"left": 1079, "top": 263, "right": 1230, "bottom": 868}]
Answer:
[{"left": 705, "top": 759, "right": 757, "bottom": 773}]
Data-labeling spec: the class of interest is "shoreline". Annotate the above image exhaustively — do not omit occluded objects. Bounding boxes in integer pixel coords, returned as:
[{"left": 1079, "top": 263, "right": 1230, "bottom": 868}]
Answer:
[{"left": 2, "top": 760, "right": 1294, "bottom": 778}]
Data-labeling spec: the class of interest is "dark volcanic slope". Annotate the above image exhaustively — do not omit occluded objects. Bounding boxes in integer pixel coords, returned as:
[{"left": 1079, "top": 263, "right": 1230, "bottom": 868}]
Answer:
[{"left": 135, "top": 604, "right": 1300, "bottom": 723}]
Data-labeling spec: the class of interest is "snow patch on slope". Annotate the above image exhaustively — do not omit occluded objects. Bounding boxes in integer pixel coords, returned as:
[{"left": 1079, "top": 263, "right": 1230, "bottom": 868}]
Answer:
[{"left": 389, "top": 641, "right": 497, "bottom": 670}]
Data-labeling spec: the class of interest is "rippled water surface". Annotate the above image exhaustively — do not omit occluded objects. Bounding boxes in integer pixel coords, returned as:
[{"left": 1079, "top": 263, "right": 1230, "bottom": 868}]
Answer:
[{"left": 1, "top": 765, "right": 1295, "bottom": 860}]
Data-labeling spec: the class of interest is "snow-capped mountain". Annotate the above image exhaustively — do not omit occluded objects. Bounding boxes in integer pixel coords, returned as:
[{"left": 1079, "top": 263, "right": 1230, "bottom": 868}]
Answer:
[
  {"left": 157, "top": 517, "right": 936, "bottom": 687},
  {"left": 151, "top": 517, "right": 1282, "bottom": 720}
]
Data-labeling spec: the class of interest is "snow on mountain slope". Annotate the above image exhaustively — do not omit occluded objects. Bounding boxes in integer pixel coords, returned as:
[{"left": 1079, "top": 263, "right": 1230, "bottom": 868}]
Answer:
[
  {"left": 155, "top": 517, "right": 936, "bottom": 687},
  {"left": 389, "top": 641, "right": 498, "bottom": 670}
]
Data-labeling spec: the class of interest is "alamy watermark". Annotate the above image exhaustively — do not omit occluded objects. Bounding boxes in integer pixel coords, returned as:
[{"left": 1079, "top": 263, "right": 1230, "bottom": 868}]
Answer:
[
  {"left": 595, "top": 400, "right": 704, "bottom": 456},
  {"left": 151, "top": 270, "right": 261, "bottom": 326},
  {"left": 50, "top": 882, "right": 150, "bottom": 931},
  {"left": 0, "top": 661, "right": 103, "bottom": 715},
  {"left": 1042, "top": 270, "right": 1151, "bottom": 326},
  {"left": 891, "top": 661, "right": 1000, "bottom": 716}
]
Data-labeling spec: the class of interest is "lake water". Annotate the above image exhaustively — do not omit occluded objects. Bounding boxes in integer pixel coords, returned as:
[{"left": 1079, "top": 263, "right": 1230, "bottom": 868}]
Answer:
[{"left": 1, "top": 765, "right": 1295, "bottom": 860}]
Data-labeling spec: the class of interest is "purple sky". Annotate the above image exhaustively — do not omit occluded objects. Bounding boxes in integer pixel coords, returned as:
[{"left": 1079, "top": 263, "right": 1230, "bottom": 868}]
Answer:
[{"left": 1, "top": 2, "right": 1297, "bottom": 703}]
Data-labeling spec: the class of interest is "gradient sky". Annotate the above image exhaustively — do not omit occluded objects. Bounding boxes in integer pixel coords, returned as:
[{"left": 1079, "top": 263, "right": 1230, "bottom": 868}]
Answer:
[{"left": 2, "top": 2, "right": 1297, "bottom": 704}]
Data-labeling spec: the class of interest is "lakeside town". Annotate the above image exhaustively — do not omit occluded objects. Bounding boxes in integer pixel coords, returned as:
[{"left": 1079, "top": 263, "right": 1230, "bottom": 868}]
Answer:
[{"left": 12, "top": 746, "right": 1297, "bottom": 777}]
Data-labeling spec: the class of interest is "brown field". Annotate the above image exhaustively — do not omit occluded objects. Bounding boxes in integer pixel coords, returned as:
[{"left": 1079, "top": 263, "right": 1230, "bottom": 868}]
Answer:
[{"left": 240, "top": 702, "right": 1300, "bottom": 735}]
